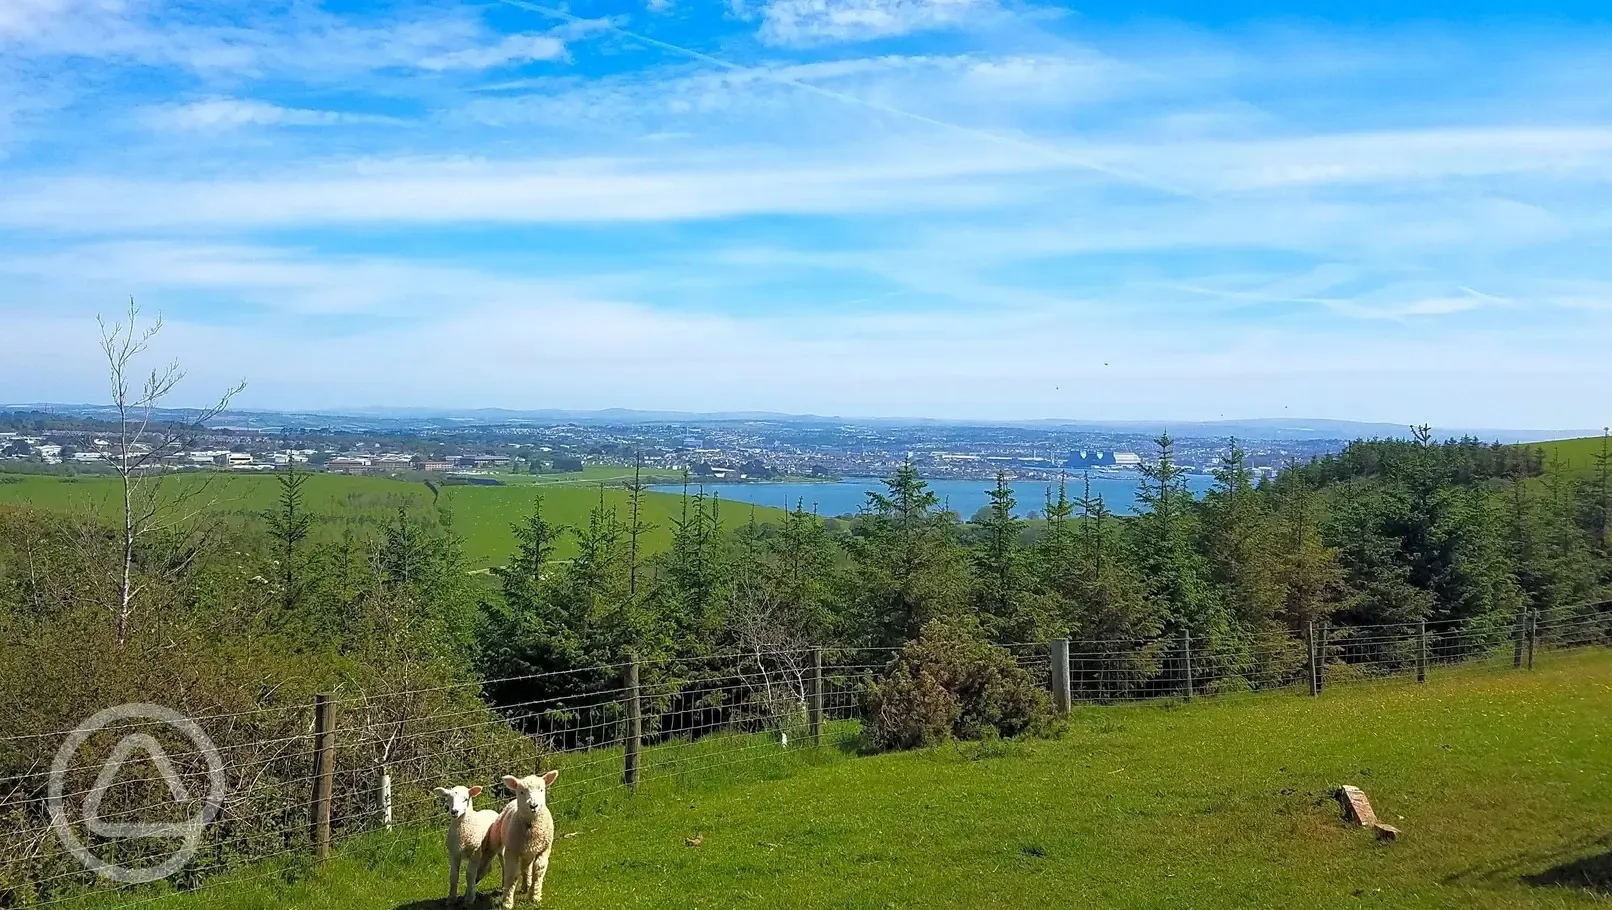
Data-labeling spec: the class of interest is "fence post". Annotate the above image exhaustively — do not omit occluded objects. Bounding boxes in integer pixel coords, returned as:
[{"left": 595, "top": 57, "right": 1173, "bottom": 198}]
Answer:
[
  {"left": 623, "top": 657, "right": 641, "bottom": 791},
  {"left": 1416, "top": 621, "right": 1427, "bottom": 684},
  {"left": 310, "top": 693, "right": 334, "bottom": 860},
  {"left": 1318, "top": 622, "right": 1331, "bottom": 693},
  {"left": 1306, "top": 621, "right": 1319, "bottom": 697},
  {"left": 1526, "top": 610, "right": 1537, "bottom": 670},
  {"left": 808, "top": 648, "right": 824, "bottom": 746},
  {"left": 1049, "top": 639, "right": 1072, "bottom": 714},
  {"left": 1514, "top": 609, "right": 1526, "bottom": 668},
  {"left": 378, "top": 766, "right": 393, "bottom": 831},
  {"left": 1182, "top": 630, "right": 1194, "bottom": 702}
]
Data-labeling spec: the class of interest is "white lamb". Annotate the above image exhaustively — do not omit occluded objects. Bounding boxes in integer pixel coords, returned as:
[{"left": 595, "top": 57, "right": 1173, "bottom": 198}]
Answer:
[
  {"left": 494, "top": 771, "right": 559, "bottom": 908},
  {"left": 432, "top": 784, "right": 503, "bottom": 906}
]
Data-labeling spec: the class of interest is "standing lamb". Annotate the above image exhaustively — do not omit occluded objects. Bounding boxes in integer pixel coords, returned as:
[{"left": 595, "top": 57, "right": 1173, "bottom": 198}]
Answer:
[
  {"left": 495, "top": 771, "right": 559, "bottom": 908},
  {"left": 432, "top": 784, "right": 503, "bottom": 906}
]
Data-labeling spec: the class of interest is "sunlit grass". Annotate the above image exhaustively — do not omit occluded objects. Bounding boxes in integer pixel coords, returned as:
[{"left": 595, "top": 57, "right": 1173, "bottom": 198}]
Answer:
[{"left": 70, "top": 650, "right": 1612, "bottom": 910}]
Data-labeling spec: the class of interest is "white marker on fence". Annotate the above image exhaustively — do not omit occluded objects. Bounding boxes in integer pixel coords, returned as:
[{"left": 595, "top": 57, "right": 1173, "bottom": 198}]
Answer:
[{"left": 379, "top": 768, "right": 393, "bottom": 831}]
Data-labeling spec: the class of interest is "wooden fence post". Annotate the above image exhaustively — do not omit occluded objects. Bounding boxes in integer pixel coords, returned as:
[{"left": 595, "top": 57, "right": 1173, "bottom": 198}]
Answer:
[
  {"left": 623, "top": 657, "right": 641, "bottom": 790},
  {"left": 1526, "top": 610, "right": 1537, "bottom": 670},
  {"left": 808, "top": 648, "right": 823, "bottom": 746},
  {"left": 310, "top": 693, "right": 334, "bottom": 860},
  {"left": 1049, "top": 639, "right": 1072, "bottom": 714},
  {"left": 1306, "top": 622, "right": 1319, "bottom": 697},
  {"left": 1318, "top": 622, "right": 1330, "bottom": 693},
  {"left": 1182, "top": 630, "right": 1194, "bottom": 703},
  {"left": 1416, "top": 621, "right": 1427, "bottom": 684},
  {"left": 1514, "top": 609, "right": 1526, "bottom": 668}
]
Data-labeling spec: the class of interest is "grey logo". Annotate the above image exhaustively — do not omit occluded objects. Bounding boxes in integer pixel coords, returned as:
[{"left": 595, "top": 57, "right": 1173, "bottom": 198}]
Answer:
[{"left": 48, "top": 704, "right": 227, "bottom": 883}]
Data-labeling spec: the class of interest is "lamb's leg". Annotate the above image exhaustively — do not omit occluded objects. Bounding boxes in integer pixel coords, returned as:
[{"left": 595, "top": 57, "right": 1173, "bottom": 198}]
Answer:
[
  {"left": 449, "top": 854, "right": 462, "bottom": 905},
  {"left": 499, "top": 847, "right": 519, "bottom": 910},
  {"left": 518, "top": 859, "right": 532, "bottom": 899},
  {"left": 463, "top": 854, "right": 480, "bottom": 905},
  {"left": 529, "top": 852, "right": 550, "bottom": 904}
]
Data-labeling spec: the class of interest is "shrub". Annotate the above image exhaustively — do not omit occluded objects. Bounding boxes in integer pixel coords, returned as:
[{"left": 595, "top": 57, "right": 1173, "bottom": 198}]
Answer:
[{"left": 863, "top": 621, "right": 1053, "bottom": 751}]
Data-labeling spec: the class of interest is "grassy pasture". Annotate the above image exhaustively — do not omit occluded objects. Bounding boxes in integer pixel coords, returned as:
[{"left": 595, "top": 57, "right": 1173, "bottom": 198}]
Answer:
[
  {"left": 0, "top": 471, "right": 785, "bottom": 568},
  {"left": 1529, "top": 435, "right": 1610, "bottom": 473},
  {"left": 72, "top": 649, "right": 1612, "bottom": 910}
]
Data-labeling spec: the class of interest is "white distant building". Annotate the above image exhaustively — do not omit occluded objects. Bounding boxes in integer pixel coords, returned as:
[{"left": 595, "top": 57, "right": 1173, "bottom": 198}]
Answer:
[
  {"left": 72, "top": 451, "right": 107, "bottom": 463},
  {"left": 1112, "top": 452, "right": 1143, "bottom": 468}
]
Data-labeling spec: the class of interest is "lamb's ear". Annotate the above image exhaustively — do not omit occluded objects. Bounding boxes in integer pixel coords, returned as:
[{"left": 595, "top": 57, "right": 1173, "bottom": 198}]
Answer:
[
  {"left": 432, "top": 787, "right": 449, "bottom": 799},
  {"left": 502, "top": 775, "right": 521, "bottom": 792},
  {"left": 542, "top": 770, "right": 560, "bottom": 787},
  {"left": 467, "top": 786, "right": 483, "bottom": 798}
]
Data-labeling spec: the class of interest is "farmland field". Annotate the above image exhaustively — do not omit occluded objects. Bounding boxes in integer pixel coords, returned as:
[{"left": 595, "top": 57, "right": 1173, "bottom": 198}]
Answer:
[
  {"left": 0, "top": 471, "right": 785, "bottom": 568},
  {"left": 72, "top": 649, "right": 1612, "bottom": 910},
  {"left": 1532, "top": 434, "right": 1611, "bottom": 473}
]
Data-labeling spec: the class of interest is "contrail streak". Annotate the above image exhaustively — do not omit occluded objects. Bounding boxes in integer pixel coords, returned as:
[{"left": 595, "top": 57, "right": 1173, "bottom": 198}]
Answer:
[{"left": 497, "top": 0, "right": 1201, "bottom": 199}]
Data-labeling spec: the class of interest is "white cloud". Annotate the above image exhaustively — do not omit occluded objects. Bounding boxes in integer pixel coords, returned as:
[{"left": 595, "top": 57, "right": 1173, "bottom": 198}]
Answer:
[
  {"left": 0, "top": 1, "right": 574, "bottom": 78},
  {"left": 416, "top": 33, "right": 568, "bottom": 71},
  {"left": 758, "top": 0, "right": 997, "bottom": 46},
  {"left": 2, "top": 241, "right": 1607, "bottom": 425},
  {"left": 8, "top": 123, "right": 1612, "bottom": 233},
  {"left": 145, "top": 98, "right": 400, "bottom": 131},
  {"left": 0, "top": 144, "right": 1057, "bottom": 231}
]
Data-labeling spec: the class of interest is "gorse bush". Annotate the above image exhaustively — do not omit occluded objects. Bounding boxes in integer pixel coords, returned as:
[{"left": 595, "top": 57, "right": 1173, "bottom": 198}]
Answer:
[{"left": 864, "top": 620, "right": 1053, "bottom": 751}]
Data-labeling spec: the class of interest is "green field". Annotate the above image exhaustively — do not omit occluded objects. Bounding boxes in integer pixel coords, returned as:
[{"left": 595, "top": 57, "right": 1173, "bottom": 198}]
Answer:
[
  {"left": 1531, "top": 435, "right": 1611, "bottom": 473},
  {"left": 0, "top": 472, "right": 785, "bottom": 568},
  {"left": 80, "top": 650, "right": 1612, "bottom": 910}
]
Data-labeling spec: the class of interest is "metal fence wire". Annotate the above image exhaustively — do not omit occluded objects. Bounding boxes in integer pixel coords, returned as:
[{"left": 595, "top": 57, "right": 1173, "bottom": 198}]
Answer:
[{"left": 1, "top": 600, "right": 1607, "bottom": 908}]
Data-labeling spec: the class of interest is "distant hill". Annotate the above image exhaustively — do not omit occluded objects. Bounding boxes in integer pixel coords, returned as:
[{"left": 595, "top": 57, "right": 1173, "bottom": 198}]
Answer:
[{"left": 3, "top": 403, "right": 1589, "bottom": 443}]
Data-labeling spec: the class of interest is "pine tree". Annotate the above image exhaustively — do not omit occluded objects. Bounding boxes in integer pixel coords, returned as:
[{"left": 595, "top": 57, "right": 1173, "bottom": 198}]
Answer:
[
  {"left": 485, "top": 497, "right": 581, "bottom": 680},
  {"left": 263, "top": 459, "right": 312, "bottom": 614},
  {"left": 1131, "top": 433, "right": 1216, "bottom": 635},
  {"left": 1199, "top": 439, "right": 1285, "bottom": 630},
  {"left": 1269, "top": 468, "right": 1342, "bottom": 628},
  {"left": 1064, "top": 473, "right": 1160, "bottom": 696},
  {"left": 663, "top": 484, "right": 729, "bottom": 649},
  {"left": 1585, "top": 428, "right": 1612, "bottom": 553},
  {"left": 766, "top": 498, "right": 842, "bottom": 641},
  {"left": 852, "top": 460, "right": 970, "bottom": 646},
  {"left": 973, "top": 472, "right": 1021, "bottom": 627}
]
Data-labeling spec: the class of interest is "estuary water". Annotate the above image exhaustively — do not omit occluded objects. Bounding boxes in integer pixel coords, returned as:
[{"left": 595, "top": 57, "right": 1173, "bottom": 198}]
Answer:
[{"left": 649, "top": 473, "right": 1218, "bottom": 519}]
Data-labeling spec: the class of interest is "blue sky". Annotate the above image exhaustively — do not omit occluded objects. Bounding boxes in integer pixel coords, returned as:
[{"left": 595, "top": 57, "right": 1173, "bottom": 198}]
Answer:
[{"left": 1, "top": 0, "right": 1610, "bottom": 428}]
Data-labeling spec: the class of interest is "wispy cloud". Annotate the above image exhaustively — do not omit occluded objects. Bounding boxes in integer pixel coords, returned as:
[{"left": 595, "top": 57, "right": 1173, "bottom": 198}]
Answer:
[
  {"left": 417, "top": 33, "right": 567, "bottom": 71},
  {"left": 144, "top": 98, "right": 404, "bottom": 131},
  {"left": 757, "top": 0, "right": 1001, "bottom": 47}
]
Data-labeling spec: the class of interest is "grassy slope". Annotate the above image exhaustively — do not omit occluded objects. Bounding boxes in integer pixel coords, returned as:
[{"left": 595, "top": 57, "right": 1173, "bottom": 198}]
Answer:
[
  {"left": 110, "top": 651, "right": 1612, "bottom": 910},
  {"left": 0, "top": 473, "right": 784, "bottom": 568},
  {"left": 1529, "top": 435, "right": 1610, "bottom": 473}
]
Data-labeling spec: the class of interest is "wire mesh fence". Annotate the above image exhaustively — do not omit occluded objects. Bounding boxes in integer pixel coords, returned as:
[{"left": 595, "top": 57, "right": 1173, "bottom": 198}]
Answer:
[{"left": 1, "top": 600, "right": 1608, "bottom": 908}]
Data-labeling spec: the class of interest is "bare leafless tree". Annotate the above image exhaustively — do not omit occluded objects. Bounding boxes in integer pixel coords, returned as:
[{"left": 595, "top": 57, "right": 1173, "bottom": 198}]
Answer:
[
  {"left": 99, "top": 299, "right": 245, "bottom": 646},
  {"left": 729, "top": 567, "right": 811, "bottom": 735}
]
